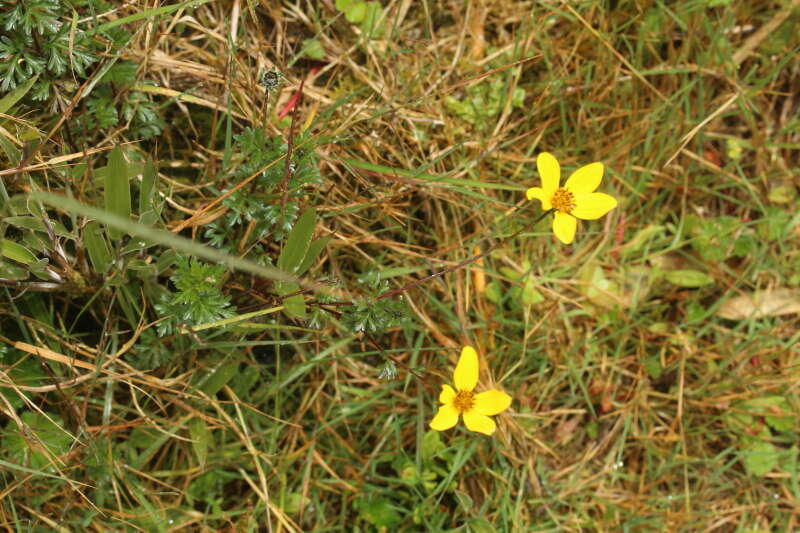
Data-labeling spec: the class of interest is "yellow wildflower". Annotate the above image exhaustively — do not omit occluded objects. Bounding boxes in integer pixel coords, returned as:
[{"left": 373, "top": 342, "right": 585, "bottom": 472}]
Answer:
[
  {"left": 526, "top": 152, "right": 618, "bottom": 244},
  {"left": 430, "top": 346, "right": 512, "bottom": 436}
]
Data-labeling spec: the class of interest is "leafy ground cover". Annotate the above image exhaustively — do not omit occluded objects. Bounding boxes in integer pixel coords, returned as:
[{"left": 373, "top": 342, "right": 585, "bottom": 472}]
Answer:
[{"left": 1, "top": 0, "right": 799, "bottom": 531}]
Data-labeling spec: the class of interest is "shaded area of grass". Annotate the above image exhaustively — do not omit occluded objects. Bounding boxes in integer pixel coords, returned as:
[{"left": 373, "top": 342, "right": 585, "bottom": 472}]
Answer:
[{"left": 1, "top": 0, "right": 799, "bottom": 531}]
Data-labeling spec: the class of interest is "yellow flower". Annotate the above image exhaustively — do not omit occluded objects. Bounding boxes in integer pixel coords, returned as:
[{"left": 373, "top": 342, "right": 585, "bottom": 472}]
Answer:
[
  {"left": 526, "top": 152, "right": 618, "bottom": 244},
  {"left": 430, "top": 346, "right": 512, "bottom": 436}
]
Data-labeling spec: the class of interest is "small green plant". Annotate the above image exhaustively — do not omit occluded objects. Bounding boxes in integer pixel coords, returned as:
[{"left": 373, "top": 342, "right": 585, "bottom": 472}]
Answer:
[
  {"left": 205, "top": 127, "right": 322, "bottom": 250},
  {"left": 0, "top": 0, "right": 100, "bottom": 100},
  {"left": 154, "top": 256, "right": 235, "bottom": 336},
  {"left": 340, "top": 272, "right": 407, "bottom": 334},
  {"left": 445, "top": 78, "right": 526, "bottom": 130}
]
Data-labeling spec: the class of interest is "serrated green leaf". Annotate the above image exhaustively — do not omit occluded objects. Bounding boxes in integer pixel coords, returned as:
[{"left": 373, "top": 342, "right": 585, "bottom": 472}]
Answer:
[
  {"left": 1, "top": 239, "right": 36, "bottom": 265},
  {"left": 743, "top": 440, "right": 780, "bottom": 476},
  {"left": 296, "top": 236, "right": 330, "bottom": 276},
  {"left": 105, "top": 146, "right": 132, "bottom": 239},
  {"left": 741, "top": 396, "right": 794, "bottom": 432},
  {"left": 83, "top": 221, "right": 112, "bottom": 274},
  {"left": 1, "top": 412, "right": 71, "bottom": 470},
  {"left": 277, "top": 208, "right": 316, "bottom": 274},
  {"left": 664, "top": 269, "right": 714, "bottom": 288},
  {"left": 188, "top": 418, "right": 211, "bottom": 467}
]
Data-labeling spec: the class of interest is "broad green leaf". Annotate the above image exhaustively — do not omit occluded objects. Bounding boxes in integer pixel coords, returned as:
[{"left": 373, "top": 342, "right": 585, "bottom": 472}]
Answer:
[
  {"left": 0, "top": 76, "right": 38, "bottom": 115},
  {"left": 197, "top": 361, "right": 239, "bottom": 396},
  {"left": 139, "top": 157, "right": 158, "bottom": 217},
  {"left": 485, "top": 281, "right": 502, "bottom": 304},
  {"left": 743, "top": 440, "right": 780, "bottom": 476},
  {"left": 361, "top": 1, "right": 382, "bottom": 35},
  {"left": 3, "top": 216, "right": 71, "bottom": 237},
  {"left": 468, "top": 518, "right": 500, "bottom": 533},
  {"left": 277, "top": 281, "right": 306, "bottom": 318},
  {"left": 345, "top": 1, "right": 367, "bottom": 23},
  {"left": 421, "top": 430, "right": 444, "bottom": 462},
  {"left": 0, "top": 259, "right": 27, "bottom": 280},
  {"left": 1, "top": 239, "right": 36, "bottom": 265},
  {"left": 83, "top": 221, "right": 112, "bottom": 274},
  {"left": 188, "top": 418, "right": 211, "bottom": 467},
  {"left": 105, "top": 146, "right": 132, "bottom": 239},
  {"left": 301, "top": 38, "right": 325, "bottom": 60},
  {"left": 336, "top": 0, "right": 356, "bottom": 9},
  {"left": 0, "top": 135, "right": 20, "bottom": 165},
  {"left": 1, "top": 412, "right": 71, "bottom": 470},
  {"left": 664, "top": 269, "right": 714, "bottom": 288},
  {"left": 522, "top": 276, "right": 544, "bottom": 305},
  {"left": 277, "top": 208, "right": 316, "bottom": 274},
  {"left": 296, "top": 236, "right": 331, "bottom": 276},
  {"left": 741, "top": 396, "right": 794, "bottom": 432}
]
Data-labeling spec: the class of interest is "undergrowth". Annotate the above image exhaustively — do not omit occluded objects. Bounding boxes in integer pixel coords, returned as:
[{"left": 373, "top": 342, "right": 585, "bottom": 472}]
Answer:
[{"left": 1, "top": 1, "right": 799, "bottom": 531}]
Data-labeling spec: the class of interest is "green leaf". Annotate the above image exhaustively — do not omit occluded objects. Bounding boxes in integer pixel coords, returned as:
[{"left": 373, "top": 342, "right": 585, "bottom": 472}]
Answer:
[
  {"left": 467, "top": 518, "right": 500, "bottom": 533},
  {"left": 741, "top": 396, "right": 794, "bottom": 432},
  {"left": 277, "top": 208, "right": 316, "bottom": 274},
  {"left": 522, "top": 276, "right": 544, "bottom": 305},
  {"left": 743, "top": 440, "right": 780, "bottom": 476},
  {"left": 664, "top": 269, "right": 714, "bottom": 288},
  {"left": 355, "top": 495, "right": 401, "bottom": 528},
  {"left": 0, "top": 259, "right": 27, "bottom": 280},
  {"left": 344, "top": 1, "right": 367, "bottom": 23},
  {"left": 296, "top": 236, "right": 330, "bottom": 276},
  {"left": 1, "top": 239, "right": 37, "bottom": 265},
  {"left": 105, "top": 146, "right": 132, "bottom": 239},
  {"left": 1, "top": 412, "right": 71, "bottom": 470},
  {"left": 139, "top": 157, "right": 158, "bottom": 218},
  {"left": 360, "top": 2, "right": 383, "bottom": 36},
  {"left": 277, "top": 281, "right": 306, "bottom": 318},
  {"left": 421, "top": 430, "right": 444, "bottom": 462},
  {"left": 197, "top": 361, "right": 239, "bottom": 396},
  {"left": 301, "top": 38, "right": 325, "bottom": 60},
  {"left": 83, "top": 221, "right": 113, "bottom": 274},
  {"left": 188, "top": 418, "right": 211, "bottom": 468},
  {"left": 0, "top": 76, "right": 39, "bottom": 115},
  {"left": 335, "top": 0, "right": 357, "bottom": 10}
]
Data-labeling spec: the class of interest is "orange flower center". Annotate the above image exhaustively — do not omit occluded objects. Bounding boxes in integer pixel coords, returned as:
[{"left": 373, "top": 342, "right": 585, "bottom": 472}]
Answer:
[
  {"left": 551, "top": 188, "right": 575, "bottom": 214},
  {"left": 453, "top": 390, "right": 475, "bottom": 413}
]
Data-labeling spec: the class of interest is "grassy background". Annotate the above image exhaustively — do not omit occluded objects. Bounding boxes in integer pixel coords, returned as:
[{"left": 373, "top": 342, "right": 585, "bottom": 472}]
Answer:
[{"left": 1, "top": 0, "right": 800, "bottom": 531}]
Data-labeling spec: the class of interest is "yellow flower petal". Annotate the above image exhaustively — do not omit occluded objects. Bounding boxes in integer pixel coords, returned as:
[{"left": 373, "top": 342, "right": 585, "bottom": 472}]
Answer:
[
  {"left": 564, "top": 162, "right": 603, "bottom": 194},
  {"left": 526, "top": 187, "right": 552, "bottom": 210},
  {"left": 462, "top": 410, "right": 496, "bottom": 435},
  {"left": 473, "top": 390, "right": 512, "bottom": 416},
  {"left": 552, "top": 212, "right": 577, "bottom": 244},
  {"left": 536, "top": 152, "right": 560, "bottom": 194},
  {"left": 571, "top": 193, "right": 618, "bottom": 220},
  {"left": 439, "top": 384, "right": 456, "bottom": 405},
  {"left": 430, "top": 404, "right": 459, "bottom": 431},
  {"left": 453, "top": 346, "right": 479, "bottom": 392}
]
